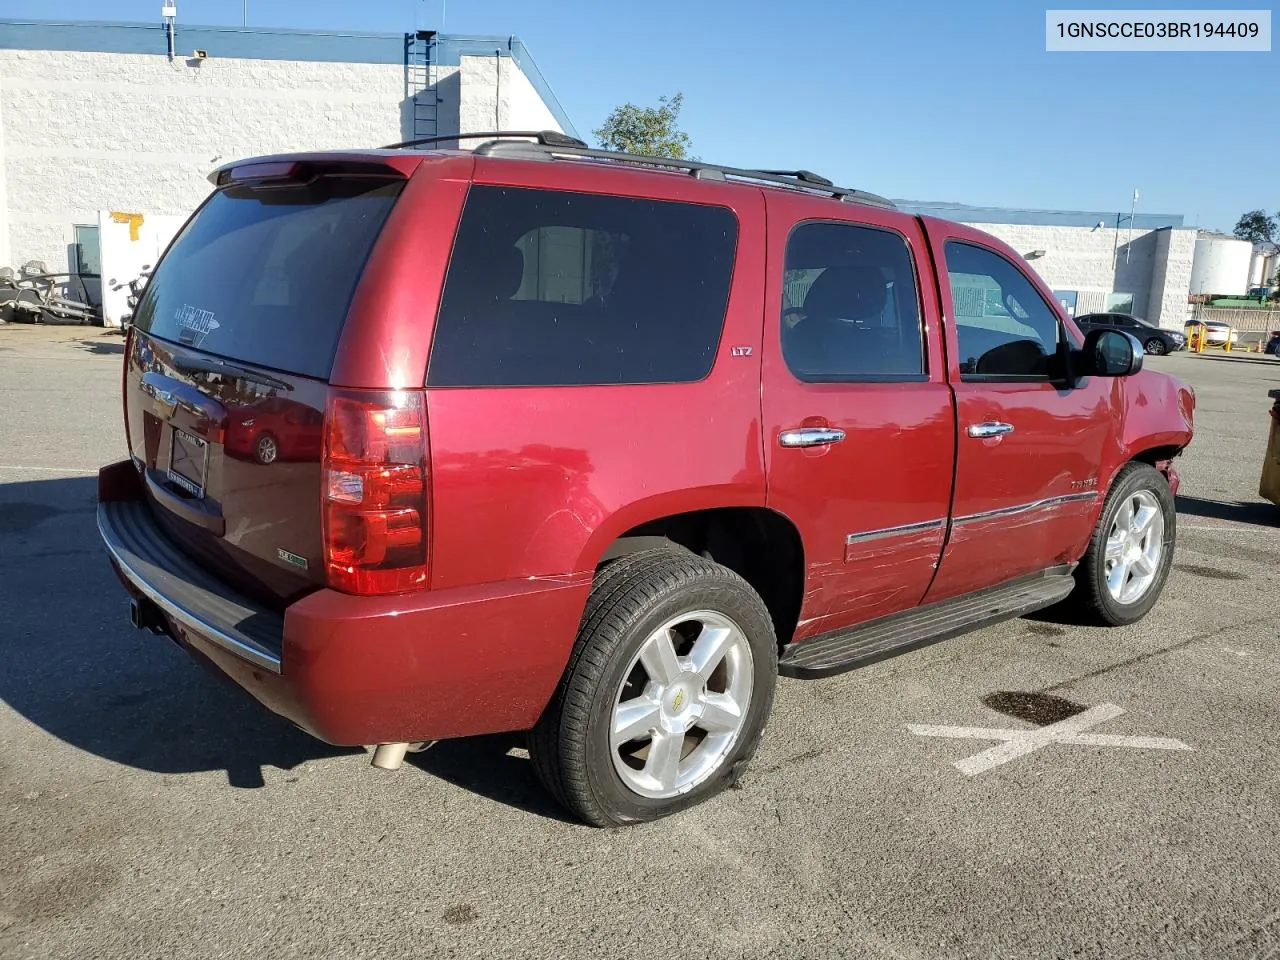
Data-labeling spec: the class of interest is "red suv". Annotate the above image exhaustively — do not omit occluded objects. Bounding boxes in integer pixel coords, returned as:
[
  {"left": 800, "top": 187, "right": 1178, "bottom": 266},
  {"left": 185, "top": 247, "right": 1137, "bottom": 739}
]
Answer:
[{"left": 97, "top": 132, "right": 1194, "bottom": 826}]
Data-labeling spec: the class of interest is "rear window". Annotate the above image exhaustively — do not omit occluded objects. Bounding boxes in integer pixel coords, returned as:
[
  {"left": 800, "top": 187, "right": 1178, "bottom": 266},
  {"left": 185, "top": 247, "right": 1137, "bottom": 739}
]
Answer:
[
  {"left": 132, "top": 177, "right": 403, "bottom": 380},
  {"left": 427, "top": 185, "right": 739, "bottom": 387}
]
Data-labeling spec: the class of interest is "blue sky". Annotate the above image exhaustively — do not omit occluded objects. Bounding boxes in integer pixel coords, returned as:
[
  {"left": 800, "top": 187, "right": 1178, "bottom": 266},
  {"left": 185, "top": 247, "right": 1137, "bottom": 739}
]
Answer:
[{"left": 1, "top": 0, "right": 1275, "bottom": 231}]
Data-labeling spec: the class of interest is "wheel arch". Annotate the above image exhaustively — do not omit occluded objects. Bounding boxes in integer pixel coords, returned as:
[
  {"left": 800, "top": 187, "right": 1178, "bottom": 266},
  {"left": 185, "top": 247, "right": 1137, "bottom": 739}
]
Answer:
[
  {"left": 591, "top": 505, "right": 806, "bottom": 651},
  {"left": 1107, "top": 371, "right": 1195, "bottom": 496}
]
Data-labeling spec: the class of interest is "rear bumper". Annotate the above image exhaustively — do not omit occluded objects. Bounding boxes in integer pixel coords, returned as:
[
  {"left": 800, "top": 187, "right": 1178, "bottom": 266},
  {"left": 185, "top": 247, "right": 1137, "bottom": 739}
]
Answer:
[
  {"left": 99, "top": 497, "right": 285, "bottom": 673},
  {"left": 96, "top": 459, "right": 590, "bottom": 745}
]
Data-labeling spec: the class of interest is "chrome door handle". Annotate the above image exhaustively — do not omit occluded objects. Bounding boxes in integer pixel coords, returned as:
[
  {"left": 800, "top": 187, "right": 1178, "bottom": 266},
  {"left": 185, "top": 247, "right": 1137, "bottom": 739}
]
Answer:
[
  {"left": 967, "top": 421, "right": 1014, "bottom": 439},
  {"left": 779, "top": 427, "right": 846, "bottom": 448}
]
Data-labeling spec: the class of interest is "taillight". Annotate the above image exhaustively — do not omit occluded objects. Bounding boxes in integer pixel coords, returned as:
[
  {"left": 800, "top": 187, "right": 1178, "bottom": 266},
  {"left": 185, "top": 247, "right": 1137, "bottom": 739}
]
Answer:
[{"left": 322, "top": 388, "right": 429, "bottom": 595}]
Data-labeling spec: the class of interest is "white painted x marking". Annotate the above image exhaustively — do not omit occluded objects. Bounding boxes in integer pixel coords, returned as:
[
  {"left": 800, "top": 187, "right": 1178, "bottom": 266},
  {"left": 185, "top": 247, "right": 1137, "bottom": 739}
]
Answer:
[{"left": 908, "top": 703, "right": 1193, "bottom": 776}]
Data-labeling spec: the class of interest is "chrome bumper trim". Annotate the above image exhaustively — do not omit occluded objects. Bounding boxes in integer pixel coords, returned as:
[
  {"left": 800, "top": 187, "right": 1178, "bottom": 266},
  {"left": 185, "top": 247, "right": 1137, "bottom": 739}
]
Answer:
[{"left": 97, "top": 508, "right": 283, "bottom": 674}]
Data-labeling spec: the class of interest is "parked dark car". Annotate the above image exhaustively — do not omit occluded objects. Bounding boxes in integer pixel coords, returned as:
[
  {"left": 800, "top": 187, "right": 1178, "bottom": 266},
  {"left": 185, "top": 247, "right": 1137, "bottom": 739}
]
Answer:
[
  {"left": 1265, "top": 331, "right": 1280, "bottom": 356},
  {"left": 1075, "top": 312, "right": 1186, "bottom": 355}
]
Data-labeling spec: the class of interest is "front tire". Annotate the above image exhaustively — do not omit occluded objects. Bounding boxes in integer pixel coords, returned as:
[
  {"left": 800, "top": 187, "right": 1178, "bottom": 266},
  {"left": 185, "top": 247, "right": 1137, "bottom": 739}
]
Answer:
[
  {"left": 1144, "top": 337, "right": 1167, "bottom": 356},
  {"left": 529, "top": 547, "right": 778, "bottom": 827},
  {"left": 1069, "top": 462, "right": 1176, "bottom": 626}
]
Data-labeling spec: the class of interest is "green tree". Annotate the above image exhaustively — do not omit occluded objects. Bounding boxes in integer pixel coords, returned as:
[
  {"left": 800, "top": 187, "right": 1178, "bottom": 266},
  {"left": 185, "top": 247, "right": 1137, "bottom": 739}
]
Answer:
[
  {"left": 593, "top": 93, "right": 693, "bottom": 159},
  {"left": 1232, "top": 209, "right": 1278, "bottom": 245}
]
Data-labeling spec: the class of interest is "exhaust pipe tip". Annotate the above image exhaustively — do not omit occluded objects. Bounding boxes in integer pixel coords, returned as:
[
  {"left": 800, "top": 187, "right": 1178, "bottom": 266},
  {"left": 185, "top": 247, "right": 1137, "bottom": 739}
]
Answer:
[
  {"left": 371, "top": 743, "right": 410, "bottom": 770},
  {"left": 369, "top": 741, "right": 431, "bottom": 771}
]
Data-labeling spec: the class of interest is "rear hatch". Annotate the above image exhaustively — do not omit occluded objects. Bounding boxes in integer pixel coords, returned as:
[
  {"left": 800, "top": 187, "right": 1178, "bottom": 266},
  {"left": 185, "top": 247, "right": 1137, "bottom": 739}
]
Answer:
[{"left": 124, "top": 164, "right": 407, "bottom": 610}]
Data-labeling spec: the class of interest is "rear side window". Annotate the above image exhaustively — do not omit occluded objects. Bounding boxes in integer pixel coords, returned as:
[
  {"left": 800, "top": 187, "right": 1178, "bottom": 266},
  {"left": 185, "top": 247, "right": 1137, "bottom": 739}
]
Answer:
[
  {"left": 428, "top": 186, "right": 738, "bottom": 387},
  {"left": 132, "top": 178, "right": 403, "bottom": 380},
  {"left": 780, "top": 220, "right": 924, "bottom": 381}
]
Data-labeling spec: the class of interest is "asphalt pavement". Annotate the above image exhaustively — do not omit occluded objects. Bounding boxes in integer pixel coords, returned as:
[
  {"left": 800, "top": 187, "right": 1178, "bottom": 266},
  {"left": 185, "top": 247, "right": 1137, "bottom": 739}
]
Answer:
[{"left": 2, "top": 325, "right": 1277, "bottom": 960}]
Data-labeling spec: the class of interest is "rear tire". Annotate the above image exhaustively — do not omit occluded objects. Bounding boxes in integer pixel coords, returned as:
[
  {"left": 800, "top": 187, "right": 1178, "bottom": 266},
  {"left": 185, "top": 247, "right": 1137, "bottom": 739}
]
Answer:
[
  {"left": 1068, "top": 462, "right": 1176, "bottom": 626},
  {"left": 529, "top": 547, "right": 778, "bottom": 827}
]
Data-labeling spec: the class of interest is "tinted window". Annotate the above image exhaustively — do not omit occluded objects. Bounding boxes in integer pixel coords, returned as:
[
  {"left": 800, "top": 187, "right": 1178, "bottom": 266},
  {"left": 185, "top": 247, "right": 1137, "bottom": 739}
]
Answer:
[
  {"left": 780, "top": 221, "right": 923, "bottom": 381},
  {"left": 428, "top": 186, "right": 738, "bottom": 387},
  {"left": 133, "top": 178, "right": 403, "bottom": 380},
  {"left": 944, "top": 241, "right": 1063, "bottom": 379}
]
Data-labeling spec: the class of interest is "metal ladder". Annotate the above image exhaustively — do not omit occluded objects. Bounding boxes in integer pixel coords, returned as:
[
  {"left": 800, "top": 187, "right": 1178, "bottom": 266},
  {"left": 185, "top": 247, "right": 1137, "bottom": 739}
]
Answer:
[{"left": 406, "top": 30, "right": 439, "bottom": 141}]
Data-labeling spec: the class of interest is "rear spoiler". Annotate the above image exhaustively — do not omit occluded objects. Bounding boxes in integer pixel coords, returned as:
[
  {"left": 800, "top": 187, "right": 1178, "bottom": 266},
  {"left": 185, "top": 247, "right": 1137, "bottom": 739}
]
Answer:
[{"left": 208, "top": 152, "right": 425, "bottom": 187}]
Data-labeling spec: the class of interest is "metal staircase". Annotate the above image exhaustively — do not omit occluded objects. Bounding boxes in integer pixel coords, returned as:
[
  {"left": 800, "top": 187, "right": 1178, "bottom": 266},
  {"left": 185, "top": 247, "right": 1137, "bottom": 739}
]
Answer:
[{"left": 405, "top": 31, "right": 439, "bottom": 141}]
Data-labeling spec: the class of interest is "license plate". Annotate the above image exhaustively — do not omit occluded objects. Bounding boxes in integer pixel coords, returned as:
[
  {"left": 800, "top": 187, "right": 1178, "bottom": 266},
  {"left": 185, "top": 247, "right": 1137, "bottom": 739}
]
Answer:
[{"left": 168, "top": 429, "right": 208, "bottom": 498}]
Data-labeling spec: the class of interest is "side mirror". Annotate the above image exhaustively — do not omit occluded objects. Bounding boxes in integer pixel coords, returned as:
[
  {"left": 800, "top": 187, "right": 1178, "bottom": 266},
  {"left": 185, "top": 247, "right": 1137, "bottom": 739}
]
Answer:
[{"left": 1080, "top": 328, "right": 1143, "bottom": 377}]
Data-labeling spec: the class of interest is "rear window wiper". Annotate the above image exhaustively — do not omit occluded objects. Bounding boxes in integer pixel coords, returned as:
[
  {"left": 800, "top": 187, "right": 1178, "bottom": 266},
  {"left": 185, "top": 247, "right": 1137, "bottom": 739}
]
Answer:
[{"left": 172, "top": 355, "right": 294, "bottom": 391}]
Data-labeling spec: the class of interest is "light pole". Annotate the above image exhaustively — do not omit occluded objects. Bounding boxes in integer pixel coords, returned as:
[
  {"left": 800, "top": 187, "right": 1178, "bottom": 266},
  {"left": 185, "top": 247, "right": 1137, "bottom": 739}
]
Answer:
[
  {"left": 1112, "top": 212, "right": 1131, "bottom": 269},
  {"left": 1112, "top": 188, "right": 1140, "bottom": 269},
  {"left": 1127, "top": 189, "right": 1139, "bottom": 264}
]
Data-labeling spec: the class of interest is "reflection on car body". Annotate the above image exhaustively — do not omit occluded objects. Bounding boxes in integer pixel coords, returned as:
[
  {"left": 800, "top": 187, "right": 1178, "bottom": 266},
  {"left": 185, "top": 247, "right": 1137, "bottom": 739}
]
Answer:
[{"left": 224, "top": 395, "right": 324, "bottom": 465}]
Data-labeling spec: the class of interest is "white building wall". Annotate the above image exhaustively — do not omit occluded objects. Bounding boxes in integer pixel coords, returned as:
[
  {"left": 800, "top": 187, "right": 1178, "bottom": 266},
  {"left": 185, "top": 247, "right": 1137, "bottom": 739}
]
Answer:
[
  {"left": 1151, "top": 229, "right": 1196, "bottom": 327},
  {"left": 1148, "top": 229, "right": 1172, "bottom": 325},
  {"left": 0, "top": 47, "right": 564, "bottom": 273},
  {"left": 0, "top": 71, "right": 10, "bottom": 268},
  {"left": 961, "top": 221, "right": 1196, "bottom": 329},
  {"left": 0, "top": 50, "right": 404, "bottom": 272},
  {"left": 457, "top": 54, "right": 562, "bottom": 138},
  {"left": 966, "top": 222, "right": 1156, "bottom": 315}
]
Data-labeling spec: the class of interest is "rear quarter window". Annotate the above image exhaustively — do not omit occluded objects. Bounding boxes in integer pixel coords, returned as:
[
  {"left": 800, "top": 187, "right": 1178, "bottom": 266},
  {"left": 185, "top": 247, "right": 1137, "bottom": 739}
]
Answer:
[
  {"left": 427, "top": 186, "right": 739, "bottom": 387},
  {"left": 132, "top": 178, "right": 403, "bottom": 380}
]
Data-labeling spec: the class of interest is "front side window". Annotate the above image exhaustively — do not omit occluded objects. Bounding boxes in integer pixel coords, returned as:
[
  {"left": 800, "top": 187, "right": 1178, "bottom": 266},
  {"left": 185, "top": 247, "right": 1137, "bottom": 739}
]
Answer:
[
  {"left": 780, "top": 221, "right": 924, "bottom": 381},
  {"left": 428, "top": 186, "right": 738, "bottom": 387},
  {"left": 944, "top": 241, "right": 1063, "bottom": 379}
]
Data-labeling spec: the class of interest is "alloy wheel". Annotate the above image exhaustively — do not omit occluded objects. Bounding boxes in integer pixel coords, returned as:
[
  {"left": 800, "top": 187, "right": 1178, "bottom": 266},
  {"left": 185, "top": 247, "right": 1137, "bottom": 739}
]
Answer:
[
  {"left": 610, "top": 610, "right": 754, "bottom": 799},
  {"left": 1104, "top": 489, "right": 1165, "bottom": 604},
  {"left": 256, "top": 435, "right": 278, "bottom": 464}
]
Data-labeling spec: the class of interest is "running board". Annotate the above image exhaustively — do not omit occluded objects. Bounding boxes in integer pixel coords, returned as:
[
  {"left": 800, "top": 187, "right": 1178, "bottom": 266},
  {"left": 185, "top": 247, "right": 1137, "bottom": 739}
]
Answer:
[{"left": 778, "top": 565, "right": 1077, "bottom": 679}]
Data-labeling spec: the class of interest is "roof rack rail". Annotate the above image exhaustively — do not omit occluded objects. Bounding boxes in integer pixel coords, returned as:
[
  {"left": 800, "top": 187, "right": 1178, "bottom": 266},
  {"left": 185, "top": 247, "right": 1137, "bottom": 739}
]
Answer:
[
  {"left": 379, "top": 129, "right": 587, "bottom": 150},
  {"left": 470, "top": 139, "right": 895, "bottom": 210},
  {"left": 754, "top": 169, "right": 835, "bottom": 188}
]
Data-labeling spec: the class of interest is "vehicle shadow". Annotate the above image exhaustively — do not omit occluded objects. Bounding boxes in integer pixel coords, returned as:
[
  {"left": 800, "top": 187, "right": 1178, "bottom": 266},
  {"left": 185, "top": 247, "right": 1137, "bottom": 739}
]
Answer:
[
  {"left": 1176, "top": 494, "right": 1279, "bottom": 527},
  {"left": 0, "top": 474, "right": 566, "bottom": 819},
  {"left": 77, "top": 337, "right": 125, "bottom": 356},
  {"left": 406, "top": 735, "right": 576, "bottom": 823}
]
